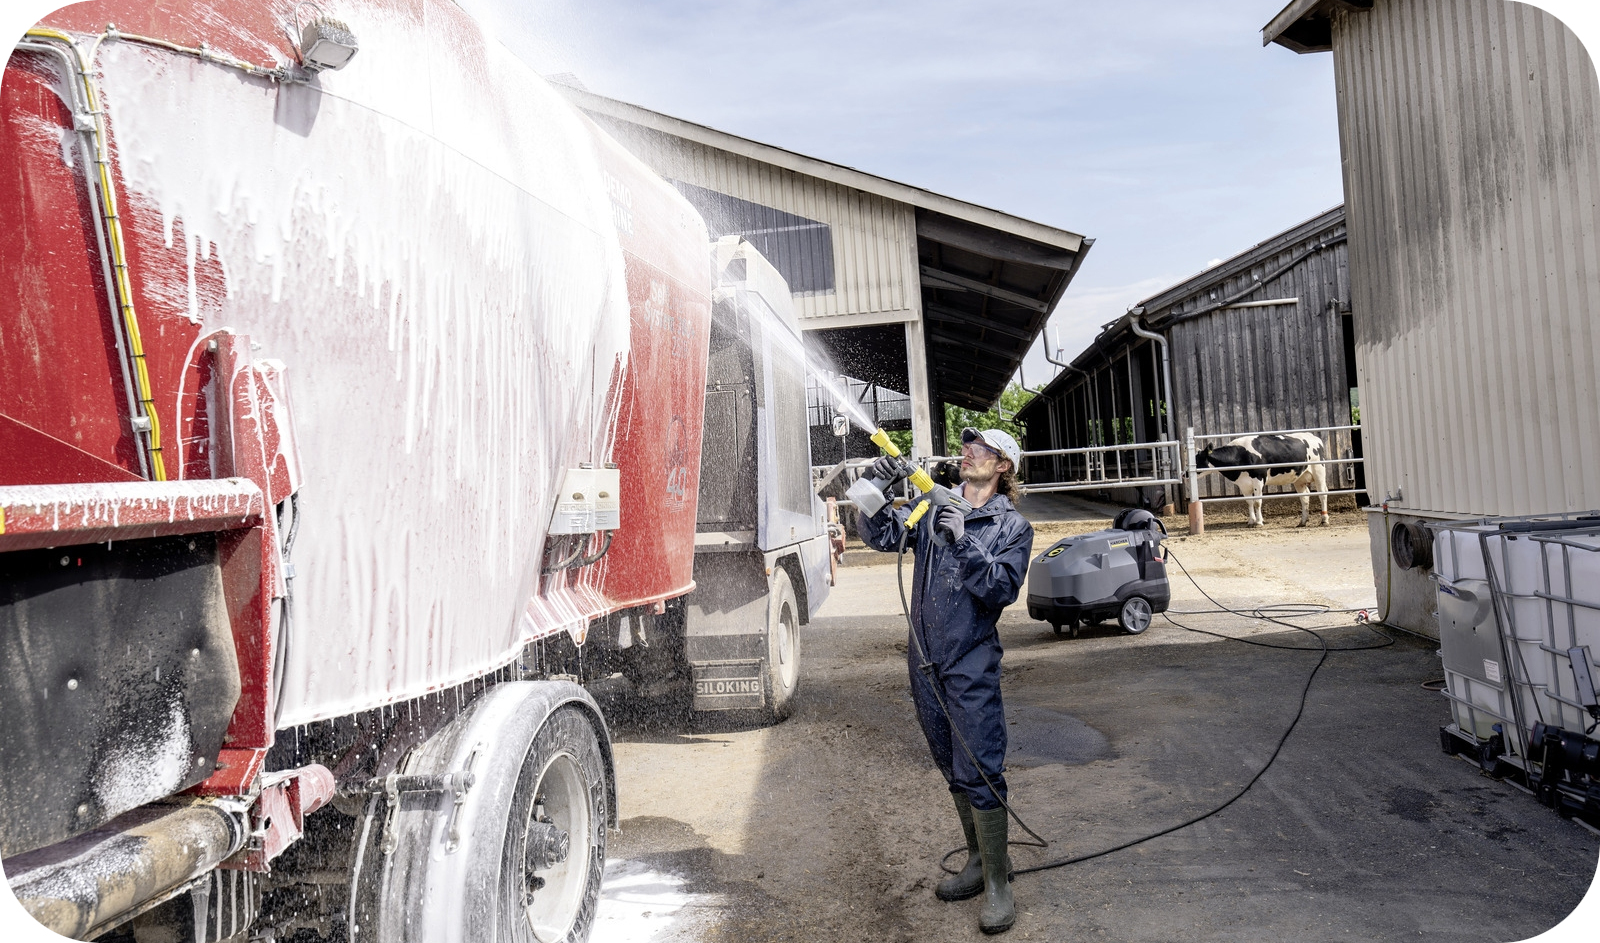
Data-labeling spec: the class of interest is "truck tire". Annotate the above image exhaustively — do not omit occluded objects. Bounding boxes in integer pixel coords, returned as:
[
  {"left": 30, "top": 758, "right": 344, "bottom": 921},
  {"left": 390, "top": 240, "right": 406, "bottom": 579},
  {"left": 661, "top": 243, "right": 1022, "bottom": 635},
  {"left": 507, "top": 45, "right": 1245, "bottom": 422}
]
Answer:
[
  {"left": 765, "top": 568, "right": 801, "bottom": 722},
  {"left": 370, "top": 682, "right": 613, "bottom": 943},
  {"left": 500, "top": 705, "right": 607, "bottom": 943}
]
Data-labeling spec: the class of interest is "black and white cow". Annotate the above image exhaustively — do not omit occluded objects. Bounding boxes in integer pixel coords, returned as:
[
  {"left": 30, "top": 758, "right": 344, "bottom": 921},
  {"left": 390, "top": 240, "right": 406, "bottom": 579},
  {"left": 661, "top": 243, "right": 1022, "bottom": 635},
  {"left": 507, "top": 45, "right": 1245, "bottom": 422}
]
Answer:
[{"left": 1194, "top": 433, "right": 1329, "bottom": 527}]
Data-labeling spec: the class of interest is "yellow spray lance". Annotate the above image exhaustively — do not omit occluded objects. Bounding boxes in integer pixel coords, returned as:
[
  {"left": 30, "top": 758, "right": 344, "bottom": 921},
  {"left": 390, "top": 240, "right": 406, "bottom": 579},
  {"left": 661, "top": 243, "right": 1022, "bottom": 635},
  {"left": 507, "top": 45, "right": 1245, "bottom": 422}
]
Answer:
[{"left": 846, "top": 428, "right": 972, "bottom": 544}]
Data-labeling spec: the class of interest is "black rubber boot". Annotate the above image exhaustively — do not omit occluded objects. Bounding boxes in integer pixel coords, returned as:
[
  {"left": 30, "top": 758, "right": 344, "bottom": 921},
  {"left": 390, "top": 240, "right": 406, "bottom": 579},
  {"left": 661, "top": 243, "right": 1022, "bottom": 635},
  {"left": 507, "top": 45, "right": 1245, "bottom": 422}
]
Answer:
[
  {"left": 973, "top": 806, "right": 1015, "bottom": 934},
  {"left": 934, "top": 793, "right": 983, "bottom": 901}
]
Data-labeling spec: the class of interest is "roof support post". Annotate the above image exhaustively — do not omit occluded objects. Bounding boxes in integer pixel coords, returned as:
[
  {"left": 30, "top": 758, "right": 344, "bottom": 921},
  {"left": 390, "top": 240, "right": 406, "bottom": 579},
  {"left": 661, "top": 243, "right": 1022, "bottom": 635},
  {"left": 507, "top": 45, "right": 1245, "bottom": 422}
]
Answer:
[{"left": 904, "top": 319, "right": 934, "bottom": 459}]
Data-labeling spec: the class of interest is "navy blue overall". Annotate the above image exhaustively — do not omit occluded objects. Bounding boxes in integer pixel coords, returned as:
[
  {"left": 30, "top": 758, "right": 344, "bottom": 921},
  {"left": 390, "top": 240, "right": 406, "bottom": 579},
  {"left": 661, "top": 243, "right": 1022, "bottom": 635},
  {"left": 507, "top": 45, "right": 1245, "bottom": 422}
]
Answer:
[{"left": 859, "top": 488, "right": 1034, "bottom": 810}]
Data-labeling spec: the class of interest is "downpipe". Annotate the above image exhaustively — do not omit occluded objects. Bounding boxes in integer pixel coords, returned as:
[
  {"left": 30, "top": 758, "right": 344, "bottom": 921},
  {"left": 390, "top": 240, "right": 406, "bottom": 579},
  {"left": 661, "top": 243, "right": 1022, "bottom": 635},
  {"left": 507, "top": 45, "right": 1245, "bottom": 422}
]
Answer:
[
  {"left": 1126, "top": 314, "right": 1171, "bottom": 446},
  {"left": 1127, "top": 313, "right": 1175, "bottom": 499},
  {"left": 5, "top": 798, "right": 247, "bottom": 940}
]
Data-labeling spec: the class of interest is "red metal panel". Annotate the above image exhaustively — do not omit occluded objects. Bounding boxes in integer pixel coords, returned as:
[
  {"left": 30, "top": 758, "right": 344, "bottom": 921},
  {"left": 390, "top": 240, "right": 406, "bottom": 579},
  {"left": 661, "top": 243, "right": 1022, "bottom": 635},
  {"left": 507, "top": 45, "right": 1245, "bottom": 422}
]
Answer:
[
  {"left": 217, "top": 524, "right": 275, "bottom": 758},
  {"left": 0, "top": 414, "right": 143, "bottom": 486},
  {"left": 0, "top": 54, "right": 141, "bottom": 478},
  {"left": 592, "top": 259, "right": 711, "bottom": 605},
  {"left": 193, "top": 747, "right": 267, "bottom": 797},
  {"left": 586, "top": 133, "right": 713, "bottom": 611},
  {"left": 216, "top": 763, "right": 334, "bottom": 870}
]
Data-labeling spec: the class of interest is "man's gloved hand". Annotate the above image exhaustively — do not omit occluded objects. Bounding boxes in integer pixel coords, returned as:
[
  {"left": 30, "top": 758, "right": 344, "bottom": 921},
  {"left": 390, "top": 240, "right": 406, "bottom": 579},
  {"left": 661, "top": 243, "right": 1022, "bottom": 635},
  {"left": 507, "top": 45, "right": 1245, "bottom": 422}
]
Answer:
[
  {"left": 935, "top": 505, "right": 965, "bottom": 544},
  {"left": 870, "top": 456, "right": 909, "bottom": 483}
]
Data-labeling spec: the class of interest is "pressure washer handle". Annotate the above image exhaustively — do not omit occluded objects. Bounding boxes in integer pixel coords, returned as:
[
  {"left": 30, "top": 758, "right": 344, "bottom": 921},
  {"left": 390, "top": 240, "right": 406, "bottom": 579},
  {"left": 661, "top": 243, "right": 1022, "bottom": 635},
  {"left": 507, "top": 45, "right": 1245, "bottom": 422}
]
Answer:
[{"left": 905, "top": 499, "right": 932, "bottom": 529}]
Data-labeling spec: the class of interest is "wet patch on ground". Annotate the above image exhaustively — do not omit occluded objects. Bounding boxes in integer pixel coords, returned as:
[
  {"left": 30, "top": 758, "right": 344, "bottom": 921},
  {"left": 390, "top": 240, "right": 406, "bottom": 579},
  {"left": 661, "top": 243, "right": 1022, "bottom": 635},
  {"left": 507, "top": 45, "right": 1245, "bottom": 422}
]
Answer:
[
  {"left": 1384, "top": 785, "right": 1437, "bottom": 823},
  {"left": 1005, "top": 705, "right": 1113, "bottom": 768}
]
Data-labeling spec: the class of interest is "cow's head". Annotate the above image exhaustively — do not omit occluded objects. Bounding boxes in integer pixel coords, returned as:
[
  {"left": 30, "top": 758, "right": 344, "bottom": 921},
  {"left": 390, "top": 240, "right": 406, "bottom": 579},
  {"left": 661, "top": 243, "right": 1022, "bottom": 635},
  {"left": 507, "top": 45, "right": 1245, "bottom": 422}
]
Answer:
[{"left": 1194, "top": 445, "right": 1253, "bottom": 470}]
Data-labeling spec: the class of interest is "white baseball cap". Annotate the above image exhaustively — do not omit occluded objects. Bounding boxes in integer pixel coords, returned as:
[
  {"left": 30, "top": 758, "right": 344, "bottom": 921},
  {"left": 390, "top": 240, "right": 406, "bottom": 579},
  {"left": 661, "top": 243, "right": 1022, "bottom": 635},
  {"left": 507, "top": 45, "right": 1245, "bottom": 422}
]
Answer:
[{"left": 960, "top": 427, "right": 1020, "bottom": 467}]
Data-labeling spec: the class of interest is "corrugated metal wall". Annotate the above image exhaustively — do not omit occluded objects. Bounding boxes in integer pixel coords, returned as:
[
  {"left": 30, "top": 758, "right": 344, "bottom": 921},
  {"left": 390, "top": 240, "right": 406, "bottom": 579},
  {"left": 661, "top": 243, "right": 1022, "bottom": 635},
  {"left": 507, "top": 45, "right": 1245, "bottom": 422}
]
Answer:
[
  {"left": 591, "top": 120, "right": 921, "bottom": 323},
  {"left": 1333, "top": 0, "right": 1600, "bottom": 517}
]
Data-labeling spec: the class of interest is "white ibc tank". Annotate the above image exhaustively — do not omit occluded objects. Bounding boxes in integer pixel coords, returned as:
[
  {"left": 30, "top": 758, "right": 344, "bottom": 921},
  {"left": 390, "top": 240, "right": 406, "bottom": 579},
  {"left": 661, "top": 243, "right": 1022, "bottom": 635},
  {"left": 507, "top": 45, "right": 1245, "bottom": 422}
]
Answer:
[
  {"left": 1434, "top": 524, "right": 1511, "bottom": 741},
  {"left": 1435, "top": 518, "right": 1600, "bottom": 752},
  {"left": 1535, "top": 531, "right": 1600, "bottom": 731}
]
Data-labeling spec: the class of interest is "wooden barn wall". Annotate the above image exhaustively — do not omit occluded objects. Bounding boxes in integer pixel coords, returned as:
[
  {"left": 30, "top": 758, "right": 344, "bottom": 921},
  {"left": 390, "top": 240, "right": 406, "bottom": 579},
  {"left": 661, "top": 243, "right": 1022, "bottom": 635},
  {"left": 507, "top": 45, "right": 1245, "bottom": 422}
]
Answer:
[
  {"left": 1165, "top": 233, "right": 1353, "bottom": 497},
  {"left": 1332, "top": 0, "right": 1600, "bottom": 517},
  {"left": 1022, "top": 224, "right": 1355, "bottom": 502}
]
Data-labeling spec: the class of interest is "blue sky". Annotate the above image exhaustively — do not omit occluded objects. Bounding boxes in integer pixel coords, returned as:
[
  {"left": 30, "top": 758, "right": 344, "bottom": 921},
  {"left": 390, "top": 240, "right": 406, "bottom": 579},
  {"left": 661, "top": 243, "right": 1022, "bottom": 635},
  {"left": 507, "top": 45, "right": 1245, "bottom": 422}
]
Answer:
[{"left": 464, "top": 0, "right": 1347, "bottom": 391}]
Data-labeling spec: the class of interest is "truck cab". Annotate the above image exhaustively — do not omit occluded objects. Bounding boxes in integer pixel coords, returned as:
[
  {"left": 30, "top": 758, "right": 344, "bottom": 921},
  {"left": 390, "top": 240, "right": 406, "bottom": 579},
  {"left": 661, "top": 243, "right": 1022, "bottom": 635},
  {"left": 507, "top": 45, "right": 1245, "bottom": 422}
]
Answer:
[{"left": 685, "top": 237, "right": 834, "bottom": 720}]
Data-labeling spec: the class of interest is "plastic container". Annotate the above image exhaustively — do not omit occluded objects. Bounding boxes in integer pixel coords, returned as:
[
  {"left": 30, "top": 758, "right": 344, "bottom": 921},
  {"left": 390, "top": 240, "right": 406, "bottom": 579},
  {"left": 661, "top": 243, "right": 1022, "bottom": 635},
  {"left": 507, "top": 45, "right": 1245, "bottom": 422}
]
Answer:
[{"left": 1433, "top": 516, "right": 1600, "bottom": 757}]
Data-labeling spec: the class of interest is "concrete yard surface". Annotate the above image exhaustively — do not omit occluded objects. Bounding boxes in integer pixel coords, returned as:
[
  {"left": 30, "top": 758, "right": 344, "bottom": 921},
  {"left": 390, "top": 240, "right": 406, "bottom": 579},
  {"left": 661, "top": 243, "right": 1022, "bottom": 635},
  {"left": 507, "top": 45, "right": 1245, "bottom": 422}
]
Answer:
[{"left": 593, "top": 519, "right": 1599, "bottom": 942}]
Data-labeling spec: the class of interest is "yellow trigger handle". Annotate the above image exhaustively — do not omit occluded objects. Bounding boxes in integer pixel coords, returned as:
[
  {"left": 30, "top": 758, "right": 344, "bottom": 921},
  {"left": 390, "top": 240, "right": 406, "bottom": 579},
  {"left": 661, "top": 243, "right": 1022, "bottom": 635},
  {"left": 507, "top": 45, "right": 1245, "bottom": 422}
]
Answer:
[
  {"left": 907, "top": 468, "right": 937, "bottom": 494},
  {"left": 870, "top": 428, "right": 938, "bottom": 496},
  {"left": 905, "top": 499, "right": 932, "bottom": 529}
]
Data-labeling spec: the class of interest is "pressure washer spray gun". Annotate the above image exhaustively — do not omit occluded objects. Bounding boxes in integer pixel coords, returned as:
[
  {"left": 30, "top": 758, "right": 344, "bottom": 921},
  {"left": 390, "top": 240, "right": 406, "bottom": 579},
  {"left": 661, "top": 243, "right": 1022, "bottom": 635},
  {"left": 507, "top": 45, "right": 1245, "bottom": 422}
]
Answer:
[{"left": 846, "top": 428, "right": 972, "bottom": 545}]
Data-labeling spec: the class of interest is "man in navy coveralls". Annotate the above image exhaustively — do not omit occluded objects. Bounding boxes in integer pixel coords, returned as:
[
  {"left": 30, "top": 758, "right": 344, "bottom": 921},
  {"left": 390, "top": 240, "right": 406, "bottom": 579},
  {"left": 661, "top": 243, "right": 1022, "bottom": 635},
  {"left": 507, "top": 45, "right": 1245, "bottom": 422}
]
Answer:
[{"left": 858, "top": 427, "right": 1034, "bottom": 935}]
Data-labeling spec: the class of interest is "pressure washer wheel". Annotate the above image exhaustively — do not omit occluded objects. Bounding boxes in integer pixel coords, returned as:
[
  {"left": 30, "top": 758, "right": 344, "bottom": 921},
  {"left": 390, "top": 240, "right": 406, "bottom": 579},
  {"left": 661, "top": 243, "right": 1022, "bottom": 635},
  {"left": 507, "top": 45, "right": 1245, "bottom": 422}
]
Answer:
[{"left": 1118, "top": 596, "right": 1153, "bottom": 635}]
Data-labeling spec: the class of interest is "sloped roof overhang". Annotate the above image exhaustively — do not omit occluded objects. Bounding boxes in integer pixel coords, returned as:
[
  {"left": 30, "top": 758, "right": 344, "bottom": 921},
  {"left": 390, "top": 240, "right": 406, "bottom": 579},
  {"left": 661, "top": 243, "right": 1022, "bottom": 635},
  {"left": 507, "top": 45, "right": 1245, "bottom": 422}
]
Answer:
[{"left": 556, "top": 86, "right": 1092, "bottom": 410}]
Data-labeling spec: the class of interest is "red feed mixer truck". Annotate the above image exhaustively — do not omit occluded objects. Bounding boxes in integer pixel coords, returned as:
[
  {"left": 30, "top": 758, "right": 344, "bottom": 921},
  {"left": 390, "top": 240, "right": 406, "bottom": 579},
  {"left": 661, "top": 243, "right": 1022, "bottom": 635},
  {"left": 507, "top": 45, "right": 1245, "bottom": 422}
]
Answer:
[{"left": 0, "top": 2, "right": 833, "bottom": 940}]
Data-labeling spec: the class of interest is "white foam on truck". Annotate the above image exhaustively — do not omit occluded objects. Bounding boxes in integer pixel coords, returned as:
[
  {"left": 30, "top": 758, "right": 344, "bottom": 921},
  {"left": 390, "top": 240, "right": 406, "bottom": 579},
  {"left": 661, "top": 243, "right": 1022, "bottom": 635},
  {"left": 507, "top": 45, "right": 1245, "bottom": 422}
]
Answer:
[{"left": 93, "top": 7, "right": 649, "bottom": 725}]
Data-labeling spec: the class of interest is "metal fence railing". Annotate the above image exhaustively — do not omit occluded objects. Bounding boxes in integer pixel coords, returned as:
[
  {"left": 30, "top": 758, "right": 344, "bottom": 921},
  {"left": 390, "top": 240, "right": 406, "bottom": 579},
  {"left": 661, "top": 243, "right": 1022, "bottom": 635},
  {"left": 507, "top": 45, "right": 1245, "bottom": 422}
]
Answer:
[
  {"left": 1000, "top": 441, "right": 1183, "bottom": 496},
  {"left": 812, "top": 426, "right": 1364, "bottom": 532},
  {"left": 811, "top": 441, "right": 1186, "bottom": 501}
]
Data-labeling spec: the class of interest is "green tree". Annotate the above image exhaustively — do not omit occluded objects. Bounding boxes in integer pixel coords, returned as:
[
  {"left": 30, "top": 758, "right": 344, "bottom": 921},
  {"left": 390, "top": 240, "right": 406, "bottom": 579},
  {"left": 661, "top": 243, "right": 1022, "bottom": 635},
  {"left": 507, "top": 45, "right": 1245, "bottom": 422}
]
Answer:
[{"left": 943, "top": 383, "right": 1036, "bottom": 456}]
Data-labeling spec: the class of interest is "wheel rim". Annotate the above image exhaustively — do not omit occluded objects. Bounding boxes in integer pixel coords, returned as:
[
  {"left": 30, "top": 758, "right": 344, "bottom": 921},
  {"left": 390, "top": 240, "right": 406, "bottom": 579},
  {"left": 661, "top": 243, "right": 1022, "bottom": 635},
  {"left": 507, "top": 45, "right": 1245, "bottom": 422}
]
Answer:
[
  {"left": 774, "top": 601, "right": 799, "bottom": 693},
  {"left": 522, "top": 752, "right": 593, "bottom": 942},
  {"left": 1123, "top": 598, "right": 1152, "bottom": 633}
]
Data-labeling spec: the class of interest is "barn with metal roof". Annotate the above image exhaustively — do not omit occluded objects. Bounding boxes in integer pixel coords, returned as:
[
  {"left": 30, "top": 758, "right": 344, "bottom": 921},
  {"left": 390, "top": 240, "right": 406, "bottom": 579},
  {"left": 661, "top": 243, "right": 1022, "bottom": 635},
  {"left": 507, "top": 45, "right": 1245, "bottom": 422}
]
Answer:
[
  {"left": 1015, "top": 205, "right": 1357, "bottom": 510},
  {"left": 554, "top": 82, "right": 1091, "bottom": 458}
]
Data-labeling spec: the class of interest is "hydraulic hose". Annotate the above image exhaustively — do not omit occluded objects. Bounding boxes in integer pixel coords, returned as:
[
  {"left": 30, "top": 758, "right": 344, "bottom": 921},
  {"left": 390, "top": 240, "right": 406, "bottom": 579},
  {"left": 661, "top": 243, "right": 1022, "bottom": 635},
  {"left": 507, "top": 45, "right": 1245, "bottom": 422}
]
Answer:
[{"left": 21, "top": 28, "right": 167, "bottom": 479}]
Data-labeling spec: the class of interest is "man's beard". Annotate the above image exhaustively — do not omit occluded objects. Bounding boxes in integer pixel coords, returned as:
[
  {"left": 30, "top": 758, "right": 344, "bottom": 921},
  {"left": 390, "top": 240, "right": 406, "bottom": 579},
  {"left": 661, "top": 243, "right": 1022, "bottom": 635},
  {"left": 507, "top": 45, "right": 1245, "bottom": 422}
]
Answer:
[{"left": 960, "top": 463, "right": 997, "bottom": 486}]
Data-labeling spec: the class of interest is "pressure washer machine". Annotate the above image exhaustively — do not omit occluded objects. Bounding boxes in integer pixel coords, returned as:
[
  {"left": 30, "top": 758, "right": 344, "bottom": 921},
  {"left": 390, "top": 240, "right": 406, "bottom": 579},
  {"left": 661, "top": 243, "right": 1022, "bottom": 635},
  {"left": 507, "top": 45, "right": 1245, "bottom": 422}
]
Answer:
[{"left": 1026, "top": 508, "right": 1171, "bottom": 637}]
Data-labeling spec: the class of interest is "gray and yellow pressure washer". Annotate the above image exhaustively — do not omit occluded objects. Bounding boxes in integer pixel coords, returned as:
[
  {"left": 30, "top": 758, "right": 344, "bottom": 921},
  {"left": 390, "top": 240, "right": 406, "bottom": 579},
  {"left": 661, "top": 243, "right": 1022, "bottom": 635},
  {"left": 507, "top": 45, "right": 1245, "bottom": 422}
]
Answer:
[{"left": 1026, "top": 509, "right": 1171, "bottom": 637}]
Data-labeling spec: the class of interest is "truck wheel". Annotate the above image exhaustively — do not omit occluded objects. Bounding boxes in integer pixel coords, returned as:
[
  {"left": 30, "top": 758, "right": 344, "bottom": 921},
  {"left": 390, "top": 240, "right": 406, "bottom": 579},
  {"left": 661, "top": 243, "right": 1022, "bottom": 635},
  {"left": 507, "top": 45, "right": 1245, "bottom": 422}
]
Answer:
[
  {"left": 1118, "top": 596, "right": 1153, "bottom": 635},
  {"left": 765, "top": 568, "right": 800, "bottom": 722},
  {"left": 501, "top": 706, "right": 607, "bottom": 943},
  {"left": 369, "top": 683, "right": 613, "bottom": 943}
]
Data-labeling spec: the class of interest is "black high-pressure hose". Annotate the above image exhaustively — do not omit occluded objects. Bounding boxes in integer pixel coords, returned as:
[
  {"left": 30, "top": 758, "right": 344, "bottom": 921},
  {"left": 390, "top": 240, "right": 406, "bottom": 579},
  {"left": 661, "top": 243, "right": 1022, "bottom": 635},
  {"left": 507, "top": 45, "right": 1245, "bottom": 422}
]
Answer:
[{"left": 893, "top": 524, "right": 1397, "bottom": 877}]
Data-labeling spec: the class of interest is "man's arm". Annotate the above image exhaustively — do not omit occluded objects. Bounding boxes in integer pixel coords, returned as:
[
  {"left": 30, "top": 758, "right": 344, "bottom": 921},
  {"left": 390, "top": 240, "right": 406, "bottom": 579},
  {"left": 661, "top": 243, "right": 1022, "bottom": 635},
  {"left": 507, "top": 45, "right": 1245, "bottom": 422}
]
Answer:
[
  {"left": 857, "top": 501, "right": 909, "bottom": 552},
  {"left": 950, "top": 516, "right": 1035, "bottom": 610}
]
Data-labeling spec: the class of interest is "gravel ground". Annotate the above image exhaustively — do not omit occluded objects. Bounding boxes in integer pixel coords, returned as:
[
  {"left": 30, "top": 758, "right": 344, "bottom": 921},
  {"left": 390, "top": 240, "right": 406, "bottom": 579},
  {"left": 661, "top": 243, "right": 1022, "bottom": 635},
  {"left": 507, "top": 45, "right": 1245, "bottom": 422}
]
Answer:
[{"left": 592, "top": 509, "right": 1599, "bottom": 943}]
